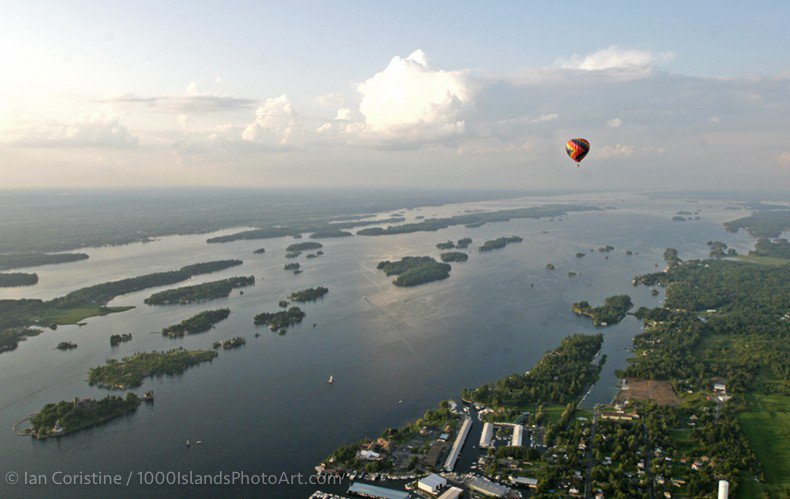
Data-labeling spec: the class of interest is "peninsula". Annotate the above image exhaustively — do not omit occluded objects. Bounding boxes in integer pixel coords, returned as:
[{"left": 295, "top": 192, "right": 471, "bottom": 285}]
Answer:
[{"left": 572, "top": 294, "right": 634, "bottom": 326}]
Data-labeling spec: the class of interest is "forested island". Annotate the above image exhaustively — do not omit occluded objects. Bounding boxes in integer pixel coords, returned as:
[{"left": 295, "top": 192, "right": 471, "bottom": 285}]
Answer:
[
  {"left": 572, "top": 294, "right": 634, "bottom": 325},
  {"left": 56, "top": 341, "right": 77, "bottom": 350},
  {"left": 479, "top": 235, "right": 523, "bottom": 251},
  {"left": 456, "top": 237, "right": 473, "bottom": 249},
  {"left": 27, "top": 393, "right": 141, "bottom": 439},
  {"left": 0, "top": 252, "right": 89, "bottom": 271},
  {"left": 110, "top": 333, "right": 132, "bottom": 346},
  {"left": 377, "top": 256, "right": 451, "bottom": 286},
  {"left": 0, "top": 272, "right": 38, "bottom": 287},
  {"left": 215, "top": 336, "right": 246, "bottom": 350},
  {"left": 161, "top": 309, "right": 230, "bottom": 338},
  {"left": 254, "top": 306, "right": 306, "bottom": 331},
  {"left": 88, "top": 348, "right": 218, "bottom": 389},
  {"left": 356, "top": 205, "right": 597, "bottom": 236},
  {"left": 436, "top": 241, "right": 455, "bottom": 250},
  {"left": 286, "top": 242, "right": 319, "bottom": 257},
  {"left": 144, "top": 276, "right": 255, "bottom": 305},
  {"left": 288, "top": 286, "right": 329, "bottom": 302},
  {"left": 284, "top": 262, "right": 301, "bottom": 273},
  {"left": 309, "top": 229, "right": 352, "bottom": 238},
  {"left": 253, "top": 248, "right": 266, "bottom": 254},
  {"left": 440, "top": 251, "right": 468, "bottom": 262}
]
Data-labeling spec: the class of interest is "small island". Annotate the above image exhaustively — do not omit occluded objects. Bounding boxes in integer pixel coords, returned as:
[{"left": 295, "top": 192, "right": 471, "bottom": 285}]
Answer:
[
  {"left": 26, "top": 393, "right": 141, "bottom": 439},
  {"left": 285, "top": 242, "right": 323, "bottom": 257},
  {"left": 572, "top": 294, "right": 633, "bottom": 326},
  {"left": 56, "top": 341, "right": 77, "bottom": 350},
  {"left": 545, "top": 263, "right": 556, "bottom": 270},
  {"left": 284, "top": 262, "right": 301, "bottom": 274},
  {"left": 254, "top": 306, "right": 306, "bottom": 331},
  {"left": 215, "top": 336, "right": 246, "bottom": 350},
  {"left": 456, "top": 237, "right": 473, "bottom": 249},
  {"left": 479, "top": 236, "right": 523, "bottom": 251},
  {"left": 0, "top": 272, "right": 39, "bottom": 287},
  {"left": 144, "top": 276, "right": 255, "bottom": 305},
  {"left": 440, "top": 251, "right": 468, "bottom": 263},
  {"left": 376, "top": 256, "right": 451, "bottom": 287},
  {"left": 575, "top": 252, "right": 586, "bottom": 258},
  {"left": 288, "top": 286, "right": 329, "bottom": 302},
  {"left": 436, "top": 241, "right": 455, "bottom": 250},
  {"left": 110, "top": 333, "right": 132, "bottom": 346},
  {"left": 598, "top": 245, "right": 614, "bottom": 252},
  {"left": 88, "top": 348, "right": 218, "bottom": 389},
  {"left": 161, "top": 309, "right": 230, "bottom": 338},
  {"left": 253, "top": 248, "right": 266, "bottom": 254}
]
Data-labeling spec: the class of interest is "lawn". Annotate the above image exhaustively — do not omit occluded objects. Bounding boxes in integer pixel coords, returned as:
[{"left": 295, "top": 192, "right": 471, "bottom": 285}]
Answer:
[{"left": 739, "top": 394, "right": 790, "bottom": 498}]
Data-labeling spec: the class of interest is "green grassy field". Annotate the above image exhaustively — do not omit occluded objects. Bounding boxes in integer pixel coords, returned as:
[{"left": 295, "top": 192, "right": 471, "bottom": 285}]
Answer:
[
  {"left": 739, "top": 394, "right": 790, "bottom": 498},
  {"left": 43, "top": 306, "right": 134, "bottom": 324},
  {"left": 736, "top": 254, "right": 789, "bottom": 267}
]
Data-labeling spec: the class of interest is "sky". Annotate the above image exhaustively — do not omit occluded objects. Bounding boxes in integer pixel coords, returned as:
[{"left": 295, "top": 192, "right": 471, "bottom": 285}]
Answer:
[{"left": 0, "top": 1, "right": 788, "bottom": 192}]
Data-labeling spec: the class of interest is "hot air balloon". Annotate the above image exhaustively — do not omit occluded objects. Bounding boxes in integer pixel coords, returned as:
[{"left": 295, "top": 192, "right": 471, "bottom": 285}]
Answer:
[{"left": 565, "top": 138, "right": 590, "bottom": 166}]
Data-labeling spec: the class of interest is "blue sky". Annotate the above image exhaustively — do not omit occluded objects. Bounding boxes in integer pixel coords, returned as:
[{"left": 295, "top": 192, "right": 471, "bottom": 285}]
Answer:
[{"left": 0, "top": 1, "right": 788, "bottom": 190}]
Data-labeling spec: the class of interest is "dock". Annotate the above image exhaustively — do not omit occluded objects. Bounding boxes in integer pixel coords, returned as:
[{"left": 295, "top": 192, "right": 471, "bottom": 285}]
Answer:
[{"left": 443, "top": 415, "right": 472, "bottom": 471}]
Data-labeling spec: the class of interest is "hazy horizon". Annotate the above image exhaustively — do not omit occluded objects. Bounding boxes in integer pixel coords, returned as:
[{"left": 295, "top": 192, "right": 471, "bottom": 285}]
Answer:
[{"left": 1, "top": 1, "right": 788, "bottom": 192}]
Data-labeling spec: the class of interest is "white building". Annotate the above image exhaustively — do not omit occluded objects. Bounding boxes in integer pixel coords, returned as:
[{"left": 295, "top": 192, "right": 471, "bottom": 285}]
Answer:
[
  {"left": 511, "top": 424, "right": 524, "bottom": 447},
  {"left": 418, "top": 474, "right": 447, "bottom": 495},
  {"left": 437, "top": 486, "right": 463, "bottom": 499},
  {"left": 479, "top": 422, "right": 494, "bottom": 448},
  {"left": 356, "top": 449, "right": 381, "bottom": 460},
  {"left": 718, "top": 479, "right": 729, "bottom": 499}
]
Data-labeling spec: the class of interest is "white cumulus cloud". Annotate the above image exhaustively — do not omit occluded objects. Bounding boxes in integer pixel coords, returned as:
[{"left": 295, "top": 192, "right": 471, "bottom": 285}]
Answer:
[
  {"left": 242, "top": 95, "right": 297, "bottom": 145},
  {"left": 606, "top": 118, "right": 623, "bottom": 128},
  {"left": 1, "top": 115, "right": 139, "bottom": 148},
  {"left": 597, "top": 143, "right": 634, "bottom": 159},
  {"left": 559, "top": 46, "right": 673, "bottom": 71},
  {"left": 354, "top": 49, "right": 471, "bottom": 143}
]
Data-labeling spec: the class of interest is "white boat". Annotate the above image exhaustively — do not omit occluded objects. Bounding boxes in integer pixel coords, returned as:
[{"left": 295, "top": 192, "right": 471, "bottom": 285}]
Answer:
[
  {"left": 328, "top": 375, "right": 334, "bottom": 384},
  {"left": 196, "top": 440, "right": 203, "bottom": 445},
  {"left": 186, "top": 440, "right": 190, "bottom": 447}
]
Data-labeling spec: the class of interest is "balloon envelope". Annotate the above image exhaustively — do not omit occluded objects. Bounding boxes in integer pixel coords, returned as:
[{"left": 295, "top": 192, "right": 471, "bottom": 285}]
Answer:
[{"left": 566, "top": 138, "right": 590, "bottom": 165}]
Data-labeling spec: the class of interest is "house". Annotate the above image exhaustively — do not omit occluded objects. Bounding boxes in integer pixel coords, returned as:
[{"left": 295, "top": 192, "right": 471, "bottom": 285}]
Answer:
[{"left": 357, "top": 450, "right": 381, "bottom": 461}]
